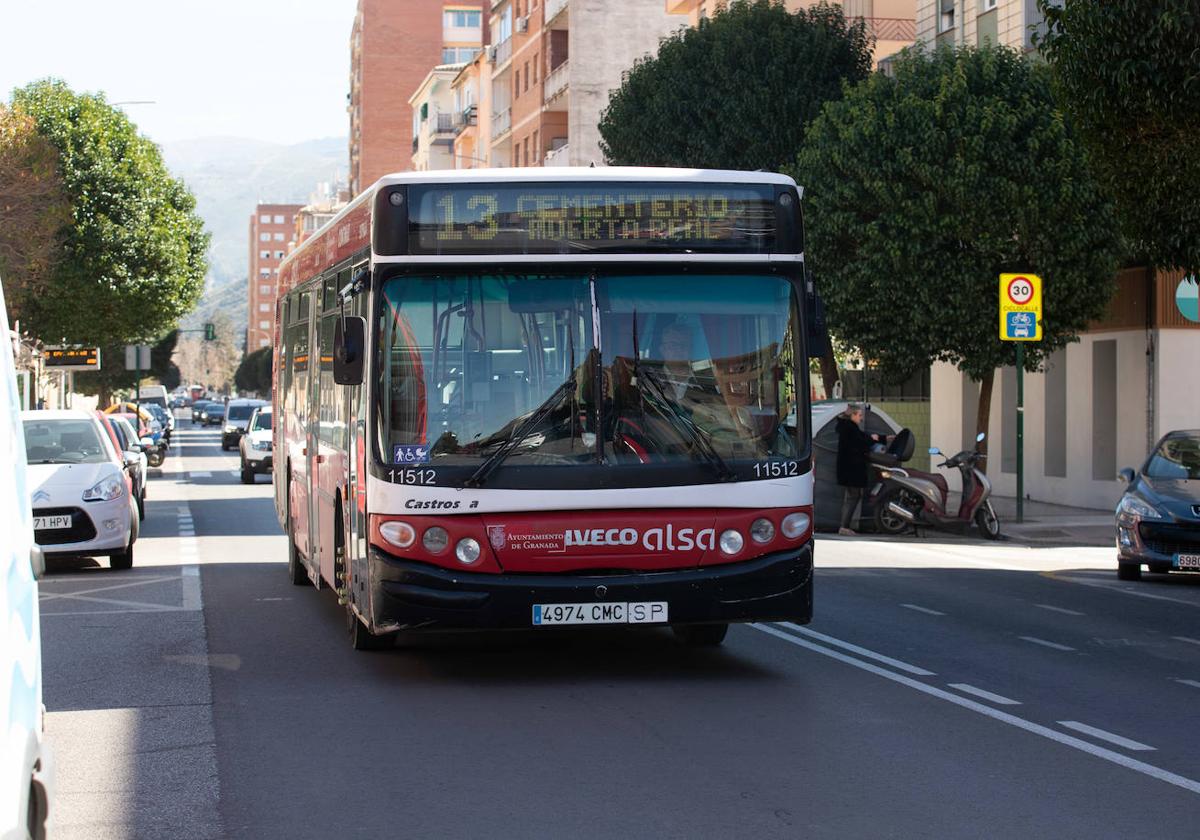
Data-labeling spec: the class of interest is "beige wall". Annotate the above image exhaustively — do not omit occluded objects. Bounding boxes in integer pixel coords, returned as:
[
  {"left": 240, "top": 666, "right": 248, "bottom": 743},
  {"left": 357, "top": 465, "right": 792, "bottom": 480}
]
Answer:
[{"left": 916, "top": 0, "right": 1041, "bottom": 50}]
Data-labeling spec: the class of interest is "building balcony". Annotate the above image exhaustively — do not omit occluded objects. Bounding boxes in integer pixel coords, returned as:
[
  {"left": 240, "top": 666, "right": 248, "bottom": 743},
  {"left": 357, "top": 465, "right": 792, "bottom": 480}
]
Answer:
[
  {"left": 455, "top": 103, "right": 478, "bottom": 135},
  {"left": 544, "top": 60, "right": 569, "bottom": 103},
  {"left": 435, "top": 112, "right": 456, "bottom": 134},
  {"left": 491, "top": 107, "right": 512, "bottom": 140},
  {"left": 544, "top": 142, "right": 569, "bottom": 167},
  {"left": 545, "top": 0, "right": 569, "bottom": 26},
  {"left": 854, "top": 16, "right": 916, "bottom": 42},
  {"left": 490, "top": 37, "right": 512, "bottom": 69}
]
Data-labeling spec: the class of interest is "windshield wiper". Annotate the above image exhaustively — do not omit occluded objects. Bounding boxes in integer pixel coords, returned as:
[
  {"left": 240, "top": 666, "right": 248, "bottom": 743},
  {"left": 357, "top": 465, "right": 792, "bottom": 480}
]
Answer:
[
  {"left": 463, "top": 376, "right": 577, "bottom": 488},
  {"left": 635, "top": 366, "right": 736, "bottom": 482}
]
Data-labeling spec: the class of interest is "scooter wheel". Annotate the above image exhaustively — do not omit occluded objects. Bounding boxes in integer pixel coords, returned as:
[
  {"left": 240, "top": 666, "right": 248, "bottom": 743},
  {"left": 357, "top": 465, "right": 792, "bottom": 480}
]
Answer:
[
  {"left": 875, "top": 489, "right": 914, "bottom": 536},
  {"left": 974, "top": 504, "right": 1001, "bottom": 540}
]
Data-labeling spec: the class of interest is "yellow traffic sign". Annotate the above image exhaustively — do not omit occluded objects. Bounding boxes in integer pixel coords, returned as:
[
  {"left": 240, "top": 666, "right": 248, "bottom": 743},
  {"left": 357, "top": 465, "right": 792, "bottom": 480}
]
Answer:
[{"left": 999, "top": 273, "right": 1042, "bottom": 341}]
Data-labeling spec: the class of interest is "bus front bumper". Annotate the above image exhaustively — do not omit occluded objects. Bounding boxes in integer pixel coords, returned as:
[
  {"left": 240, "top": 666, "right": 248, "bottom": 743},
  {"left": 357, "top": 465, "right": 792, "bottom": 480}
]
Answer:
[{"left": 368, "top": 543, "right": 813, "bottom": 632}]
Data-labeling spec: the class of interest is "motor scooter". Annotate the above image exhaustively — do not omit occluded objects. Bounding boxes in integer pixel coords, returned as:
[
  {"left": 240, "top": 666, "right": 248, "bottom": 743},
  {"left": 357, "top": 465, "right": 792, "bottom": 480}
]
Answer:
[{"left": 868, "top": 432, "right": 1000, "bottom": 539}]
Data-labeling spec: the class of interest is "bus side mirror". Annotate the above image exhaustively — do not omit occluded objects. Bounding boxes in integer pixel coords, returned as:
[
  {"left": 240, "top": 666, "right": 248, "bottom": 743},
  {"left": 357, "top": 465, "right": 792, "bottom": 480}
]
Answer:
[{"left": 334, "top": 316, "right": 366, "bottom": 386}]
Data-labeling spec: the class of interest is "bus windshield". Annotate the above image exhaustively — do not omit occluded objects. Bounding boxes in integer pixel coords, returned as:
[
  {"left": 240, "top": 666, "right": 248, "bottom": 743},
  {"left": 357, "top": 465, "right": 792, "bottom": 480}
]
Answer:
[{"left": 377, "top": 272, "right": 802, "bottom": 482}]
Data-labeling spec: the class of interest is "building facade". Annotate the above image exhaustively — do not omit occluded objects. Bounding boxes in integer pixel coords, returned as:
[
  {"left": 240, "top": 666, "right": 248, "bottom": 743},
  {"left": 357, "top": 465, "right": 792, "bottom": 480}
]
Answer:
[
  {"left": 410, "top": 64, "right": 468, "bottom": 170},
  {"left": 668, "top": 0, "right": 916, "bottom": 65},
  {"left": 915, "top": 0, "right": 1044, "bottom": 50},
  {"left": 349, "top": 0, "right": 484, "bottom": 194},
  {"left": 451, "top": 52, "right": 492, "bottom": 168},
  {"left": 930, "top": 270, "right": 1200, "bottom": 510},
  {"left": 247, "top": 204, "right": 303, "bottom": 350}
]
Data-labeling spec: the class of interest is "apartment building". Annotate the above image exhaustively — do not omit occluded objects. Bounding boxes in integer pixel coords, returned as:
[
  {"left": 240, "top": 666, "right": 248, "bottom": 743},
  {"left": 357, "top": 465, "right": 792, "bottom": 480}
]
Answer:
[
  {"left": 451, "top": 51, "right": 493, "bottom": 168},
  {"left": 292, "top": 183, "right": 349, "bottom": 250},
  {"left": 348, "top": 0, "right": 485, "bottom": 194},
  {"left": 915, "top": 0, "right": 1044, "bottom": 50},
  {"left": 667, "top": 1, "right": 915, "bottom": 65},
  {"left": 410, "top": 63, "right": 468, "bottom": 170},
  {"left": 247, "top": 204, "right": 302, "bottom": 350}
]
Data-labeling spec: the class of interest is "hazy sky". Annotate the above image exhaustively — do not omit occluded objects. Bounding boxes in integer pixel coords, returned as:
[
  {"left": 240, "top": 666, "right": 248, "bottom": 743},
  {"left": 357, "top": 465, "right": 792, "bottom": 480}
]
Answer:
[{"left": 0, "top": 0, "right": 360, "bottom": 146}]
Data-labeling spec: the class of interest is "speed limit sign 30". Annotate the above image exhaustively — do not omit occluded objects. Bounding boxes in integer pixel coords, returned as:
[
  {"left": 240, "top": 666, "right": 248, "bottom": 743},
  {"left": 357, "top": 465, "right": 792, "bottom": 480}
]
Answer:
[{"left": 999, "top": 273, "right": 1042, "bottom": 341}]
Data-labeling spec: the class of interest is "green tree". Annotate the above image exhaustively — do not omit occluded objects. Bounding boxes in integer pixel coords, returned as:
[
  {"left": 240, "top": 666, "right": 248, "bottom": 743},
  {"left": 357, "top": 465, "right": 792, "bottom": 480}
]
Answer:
[
  {"left": 792, "top": 45, "right": 1122, "bottom": 459},
  {"left": 1036, "top": 0, "right": 1200, "bottom": 274},
  {"left": 600, "top": 0, "right": 871, "bottom": 168},
  {"left": 599, "top": 0, "right": 872, "bottom": 393},
  {"left": 0, "top": 104, "right": 70, "bottom": 322},
  {"left": 234, "top": 346, "right": 272, "bottom": 395},
  {"left": 9, "top": 80, "right": 208, "bottom": 358}
]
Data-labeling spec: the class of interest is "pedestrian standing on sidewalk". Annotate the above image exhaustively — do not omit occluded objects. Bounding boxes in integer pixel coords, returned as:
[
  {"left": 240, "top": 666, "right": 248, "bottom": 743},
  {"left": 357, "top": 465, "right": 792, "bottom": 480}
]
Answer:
[{"left": 835, "top": 403, "right": 883, "bottom": 536}]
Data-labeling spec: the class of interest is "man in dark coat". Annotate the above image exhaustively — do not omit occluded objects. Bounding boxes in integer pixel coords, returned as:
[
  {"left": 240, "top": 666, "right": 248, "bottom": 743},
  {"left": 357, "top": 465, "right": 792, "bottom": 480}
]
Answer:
[{"left": 835, "top": 403, "right": 884, "bottom": 536}]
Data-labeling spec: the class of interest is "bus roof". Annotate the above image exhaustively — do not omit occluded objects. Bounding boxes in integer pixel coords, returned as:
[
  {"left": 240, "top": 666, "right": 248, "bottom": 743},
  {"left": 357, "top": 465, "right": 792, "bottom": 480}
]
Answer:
[{"left": 278, "top": 166, "right": 802, "bottom": 293}]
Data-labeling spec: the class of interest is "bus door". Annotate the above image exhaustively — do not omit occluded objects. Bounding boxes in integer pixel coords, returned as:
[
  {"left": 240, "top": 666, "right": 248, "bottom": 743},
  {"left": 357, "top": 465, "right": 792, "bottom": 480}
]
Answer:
[
  {"left": 288, "top": 290, "right": 313, "bottom": 564},
  {"left": 312, "top": 272, "right": 348, "bottom": 588}
]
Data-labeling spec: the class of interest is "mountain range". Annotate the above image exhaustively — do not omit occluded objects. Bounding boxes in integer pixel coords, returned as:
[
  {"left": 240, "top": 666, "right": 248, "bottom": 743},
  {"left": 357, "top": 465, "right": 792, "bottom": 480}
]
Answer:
[{"left": 161, "top": 135, "right": 348, "bottom": 344}]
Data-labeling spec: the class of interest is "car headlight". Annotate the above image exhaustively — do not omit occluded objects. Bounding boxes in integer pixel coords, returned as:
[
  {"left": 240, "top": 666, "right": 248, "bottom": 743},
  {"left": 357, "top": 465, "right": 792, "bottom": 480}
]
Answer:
[
  {"left": 251, "top": 440, "right": 271, "bottom": 451},
  {"left": 224, "top": 425, "right": 237, "bottom": 433},
  {"left": 1117, "top": 495, "right": 1162, "bottom": 520},
  {"left": 83, "top": 475, "right": 125, "bottom": 502}
]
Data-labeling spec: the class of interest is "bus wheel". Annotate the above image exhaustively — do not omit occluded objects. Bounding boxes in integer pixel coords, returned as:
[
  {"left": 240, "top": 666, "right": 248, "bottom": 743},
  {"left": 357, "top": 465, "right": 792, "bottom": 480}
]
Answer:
[
  {"left": 672, "top": 623, "right": 728, "bottom": 647},
  {"left": 286, "top": 489, "right": 311, "bottom": 587},
  {"left": 347, "top": 607, "right": 394, "bottom": 651}
]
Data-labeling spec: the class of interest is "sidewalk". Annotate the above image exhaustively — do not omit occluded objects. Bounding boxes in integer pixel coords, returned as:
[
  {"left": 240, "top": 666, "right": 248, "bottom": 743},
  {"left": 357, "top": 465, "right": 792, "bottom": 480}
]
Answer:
[{"left": 988, "top": 496, "right": 1114, "bottom": 547}]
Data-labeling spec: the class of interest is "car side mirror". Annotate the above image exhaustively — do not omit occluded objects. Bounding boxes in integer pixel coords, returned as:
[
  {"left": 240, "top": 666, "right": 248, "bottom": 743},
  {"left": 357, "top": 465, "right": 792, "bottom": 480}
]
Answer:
[
  {"left": 1117, "top": 467, "right": 1135, "bottom": 484},
  {"left": 334, "top": 315, "right": 366, "bottom": 386}
]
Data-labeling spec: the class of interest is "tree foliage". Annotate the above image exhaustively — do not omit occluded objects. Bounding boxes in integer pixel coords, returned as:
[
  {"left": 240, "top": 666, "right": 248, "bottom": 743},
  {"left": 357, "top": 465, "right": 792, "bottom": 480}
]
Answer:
[
  {"left": 9, "top": 80, "right": 209, "bottom": 347},
  {"left": 1036, "top": 0, "right": 1200, "bottom": 274},
  {"left": 792, "top": 45, "right": 1122, "bottom": 446},
  {"left": 235, "top": 346, "right": 273, "bottom": 395},
  {"left": 599, "top": 0, "right": 872, "bottom": 170},
  {"left": 0, "top": 104, "right": 70, "bottom": 322}
]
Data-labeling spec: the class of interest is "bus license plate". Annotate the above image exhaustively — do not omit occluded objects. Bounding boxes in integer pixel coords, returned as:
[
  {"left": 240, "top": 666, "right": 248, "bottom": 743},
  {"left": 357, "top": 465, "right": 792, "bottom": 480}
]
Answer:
[
  {"left": 1176, "top": 554, "right": 1200, "bottom": 569},
  {"left": 34, "top": 515, "right": 72, "bottom": 530},
  {"left": 533, "top": 602, "right": 668, "bottom": 626}
]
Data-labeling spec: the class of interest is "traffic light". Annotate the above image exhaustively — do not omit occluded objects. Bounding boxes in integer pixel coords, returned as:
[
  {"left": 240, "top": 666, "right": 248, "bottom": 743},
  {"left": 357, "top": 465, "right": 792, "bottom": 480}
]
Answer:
[{"left": 204, "top": 323, "right": 216, "bottom": 341}]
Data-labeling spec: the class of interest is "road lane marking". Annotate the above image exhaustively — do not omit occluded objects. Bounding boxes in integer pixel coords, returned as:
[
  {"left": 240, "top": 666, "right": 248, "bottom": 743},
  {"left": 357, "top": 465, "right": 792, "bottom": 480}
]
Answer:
[
  {"left": 39, "top": 576, "right": 181, "bottom": 601},
  {"left": 948, "top": 683, "right": 1021, "bottom": 705},
  {"left": 1035, "top": 604, "right": 1085, "bottom": 616},
  {"left": 181, "top": 566, "right": 202, "bottom": 610},
  {"left": 901, "top": 603, "right": 945, "bottom": 616},
  {"left": 776, "top": 622, "right": 936, "bottom": 676},
  {"left": 1173, "top": 636, "right": 1200, "bottom": 646},
  {"left": 1045, "top": 571, "right": 1200, "bottom": 608},
  {"left": 751, "top": 624, "right": 1200, "bottom": 796},
  {"left": 1057, "top": 721, "right": 1155, "bottom": 752},
  {"left": 1019, "top": 636, "right": 1075, "bottom": 652},
  {"left": 189, "top": 471, "right": 212, "bottom": 479},
  {"left": 1174, "top": 679, "right": 1200, "bottom": 689}
]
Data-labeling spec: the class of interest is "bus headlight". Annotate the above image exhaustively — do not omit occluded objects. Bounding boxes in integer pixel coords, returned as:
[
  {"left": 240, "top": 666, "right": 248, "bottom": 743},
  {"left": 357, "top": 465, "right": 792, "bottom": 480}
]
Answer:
[
  {"left": 379, "top": 521, "right": 415, "bottom": 549},
  {"left": 719, "top": 529, "right": 744, "bottom": 556},
  {"left": 750, "top": 518, "right": 775, "bottom": 544},
  {"left": 455, "top": 537, "right": 481, "bottom": 565},
  {"left": 423, "top": 527, "right": 450, "bottom": 554},
  {"left": 781, "top": 512, "right": 811, "bottom": 539}
]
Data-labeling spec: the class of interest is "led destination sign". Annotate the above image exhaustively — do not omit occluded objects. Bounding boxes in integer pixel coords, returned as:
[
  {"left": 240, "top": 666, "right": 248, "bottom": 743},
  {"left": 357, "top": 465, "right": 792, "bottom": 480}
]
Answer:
[
  {"left": 43, "top": 346, "right": 101, "bottom": 371},
  {"left": 407, "top": 182, "right": 782, "bottom": 255}
]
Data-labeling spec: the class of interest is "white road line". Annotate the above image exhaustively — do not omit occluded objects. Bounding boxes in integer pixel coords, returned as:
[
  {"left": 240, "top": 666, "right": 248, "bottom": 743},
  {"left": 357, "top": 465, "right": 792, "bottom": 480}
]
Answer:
[
  {"left": 1051, "top": 574, "right": 1200, "bottom": 608},
  {"left": 947, "top": 683, "right": 1022, "bottom": 705},
  {"left": 776, "top": 622, "right": 936, "bottom": 676},
  {"left": 901, "top": 603, "right": 945, "bottom": 616},
  {"left": 1173, "top": 636, "right": 1200, "bottom": 646},
  {"left": 181, "top": 565, "right": 202, "bottom": 610},
  {"left": 1019, "top": 636, "right": 1076, "bottom": 652},
  {"left": 1057, "top": 721, "right": 1155, "bottom": 752},
  {"left": 1036, "top": 604, "right": 1085, "bottom": 616},
  {"left": 189, "top": 471, "right": 212, "bottom": 479},
  {"left": 1174, "top": 679, "right": 1200, "bottom": 689},
  {"left": 750, "top": 624, "right": 1200, "bottom": 796}
]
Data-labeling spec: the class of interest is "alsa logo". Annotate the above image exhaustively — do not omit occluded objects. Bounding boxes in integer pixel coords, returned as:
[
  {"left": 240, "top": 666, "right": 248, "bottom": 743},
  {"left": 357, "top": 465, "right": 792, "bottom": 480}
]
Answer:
[{"left": 565, "top": 525, "right": 715, "bottom": 552}]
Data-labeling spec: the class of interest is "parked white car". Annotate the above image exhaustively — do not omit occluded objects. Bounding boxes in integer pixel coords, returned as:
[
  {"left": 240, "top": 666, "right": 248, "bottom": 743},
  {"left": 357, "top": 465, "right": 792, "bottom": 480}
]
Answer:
[
  {"left": 1, "top": 278, "right": 51, "bottom": 839},
  {"left": 239, "top": 406, "right": 273, "bottom": 484},
  {"left": 23, "top": 409, "right": 139, "bottom": 570}
]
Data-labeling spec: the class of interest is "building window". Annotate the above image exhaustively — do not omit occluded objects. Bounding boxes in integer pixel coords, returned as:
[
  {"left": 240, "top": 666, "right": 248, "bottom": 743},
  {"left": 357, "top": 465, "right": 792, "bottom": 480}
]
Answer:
[
  {"left": 260, "top": 250, "right": 271, "bottom": 259},
  {"left": 524, "top": 62, "right": 529, "bottom": 92},
  {"left": 514, "top": 70, "right": 520, "bottom": 98},
  {"left": 259, "top": 320, "right": 270, "bottom": 329},
  {"left": 939, "top": 0, "right": 956, "bottom": 32},
  {"left": 275, "top": 250, "right": 285, "bottom": 259},
  {"left": 259, "top": 303, "right": 271, "bottom": 312},
  {"left": 533, "top": 53, "right": 539, "bottom": 83},
  {"left": 532, "top": 130, "right": 539, "bottom": 164},
  {"left": 981, "top": 0, "right": 997, "bottom": 9},
  {"left": 260, "top": 232, "right": 270, "bottom": 242},
  {"left": 260, "top": 214, "right": 271, "bottom": 223},
  {"left": 273, "top": 214, "right": 285, "bottom": 224},
  {"left": 273, "top": 233, "right": 285, "bottom": 241},
  {"left": 442, "top": 46, "right": 480, "bottom": 63},
  {"left": 260, "top": 285, "right": 271, "bottom": 294},
  {"left": 444, "top": 9, "right": 482, "bottom": 28},
  {"left": 260, "top": 269, "right": 272, "bottom": 278},
  {"left": 260, "top": 338, "right": 271, "bottom": 348}
]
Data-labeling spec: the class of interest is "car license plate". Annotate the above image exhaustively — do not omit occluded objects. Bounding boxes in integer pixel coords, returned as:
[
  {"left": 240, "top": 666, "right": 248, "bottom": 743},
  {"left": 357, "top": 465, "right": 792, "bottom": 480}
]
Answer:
[
  {"left": 1176, "top": 554, "right": 1200, "bottom": 570},
  {"left": 532, "top": 602, "right": 668, "bottom": 626},
  {"left": 34, "top": 515, "right": 72, "bottom": 530}
]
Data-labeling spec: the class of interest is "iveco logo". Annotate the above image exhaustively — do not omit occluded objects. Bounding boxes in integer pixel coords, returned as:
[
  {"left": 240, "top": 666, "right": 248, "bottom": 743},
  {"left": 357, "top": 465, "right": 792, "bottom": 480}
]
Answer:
[{"left": 33, "top": 490, "right": 50, "bottom": 503}]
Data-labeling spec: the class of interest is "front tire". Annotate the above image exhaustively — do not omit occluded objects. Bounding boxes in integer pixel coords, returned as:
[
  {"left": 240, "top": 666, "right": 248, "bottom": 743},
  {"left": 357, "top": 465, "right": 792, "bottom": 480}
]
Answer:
[
  {"left": 110, "top": 541, "right": 134, "bottom": 571},
  {"left": 146, "top": 449, "right": 164, "bottom": 468},
  {"left": 1117, "top": 562, "right": 1143, "bottom": 581},
  {"left": 348, "top": 607, "right": 395, "bottom": 651},
  {"left": 240, "top": 459, "right": 254, "bottom": 484},
  {"left": 974, "top": 502, "right": 1001, "bottom": 540},
  {"left": 673, "top": 623, "right": 729, "bottom": 646},
  {"left": 286, "top": 487, "right": 311, "bottom": 587}
]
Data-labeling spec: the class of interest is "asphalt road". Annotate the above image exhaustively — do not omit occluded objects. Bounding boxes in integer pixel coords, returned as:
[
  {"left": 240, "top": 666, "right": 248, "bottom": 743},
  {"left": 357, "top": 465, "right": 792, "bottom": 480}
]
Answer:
[{"left": 39, "top": 424, "right": 1200, "bottom": 839}]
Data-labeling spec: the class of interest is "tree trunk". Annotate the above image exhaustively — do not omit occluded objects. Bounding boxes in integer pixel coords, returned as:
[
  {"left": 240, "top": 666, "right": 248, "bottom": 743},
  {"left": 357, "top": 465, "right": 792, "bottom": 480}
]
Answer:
[
  {"left": 974, "top": 368, "right": 995, "bottom": 475},
  {"left": 818, "top": 348, "right": 840, "bottom": 399}
]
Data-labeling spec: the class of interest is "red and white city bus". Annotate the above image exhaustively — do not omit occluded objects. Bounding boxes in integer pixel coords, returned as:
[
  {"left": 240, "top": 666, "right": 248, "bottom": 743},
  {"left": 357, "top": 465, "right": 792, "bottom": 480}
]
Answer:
[{"left": 272, "top": 168, "right": 815, "bottom": 650}]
